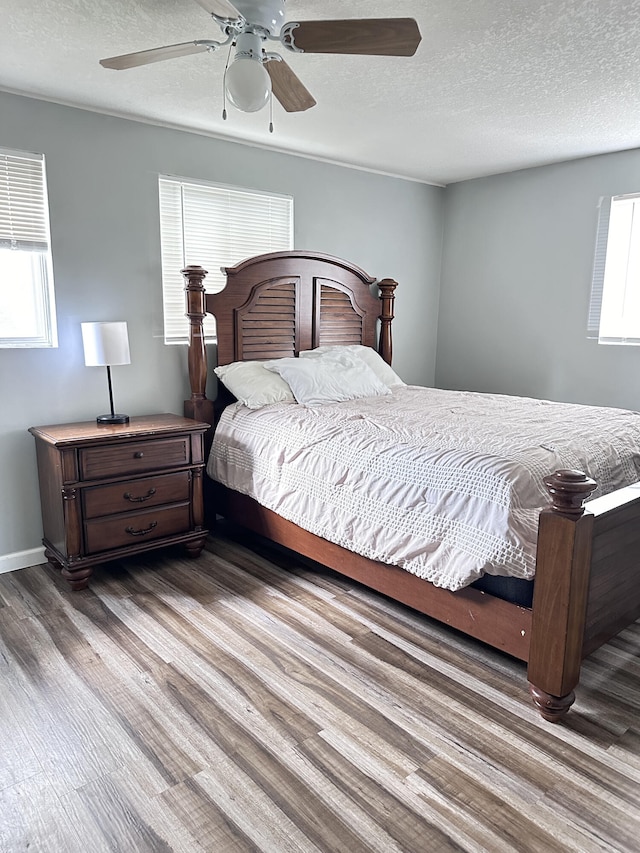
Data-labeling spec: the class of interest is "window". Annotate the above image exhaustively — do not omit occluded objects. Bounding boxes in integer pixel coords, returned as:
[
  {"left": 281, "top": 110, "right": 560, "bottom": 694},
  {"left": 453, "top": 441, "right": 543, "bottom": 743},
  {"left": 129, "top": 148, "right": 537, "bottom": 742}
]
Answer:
[
  {"left": 589, "top": 193, "right": 640, "bottom": 345},
  {"left": 159, "top": 176, "right": 293, "bottom": 344},
  {"left": 0, "top": 148, "right": 57, "bottom": 347}
]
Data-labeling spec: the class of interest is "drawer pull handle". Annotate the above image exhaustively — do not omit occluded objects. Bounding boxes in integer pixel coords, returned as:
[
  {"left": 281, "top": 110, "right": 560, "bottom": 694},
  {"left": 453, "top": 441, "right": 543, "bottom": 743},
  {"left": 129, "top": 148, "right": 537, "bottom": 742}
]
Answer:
[
  {"left": 123, "top": 488, "right": 157, "bottom": 503},
  {"left": 134, "top": 451, "right": 144, "bottom": 458},
  {"left": 125, "top": 521, "right": 158, "bottom": 537}
]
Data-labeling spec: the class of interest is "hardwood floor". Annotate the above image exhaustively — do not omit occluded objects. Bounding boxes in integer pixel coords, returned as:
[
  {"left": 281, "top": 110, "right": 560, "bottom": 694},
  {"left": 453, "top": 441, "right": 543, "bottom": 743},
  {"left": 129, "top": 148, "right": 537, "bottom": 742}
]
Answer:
[{"left": 1, "top": 524, "right": 639, "bottom": 852}]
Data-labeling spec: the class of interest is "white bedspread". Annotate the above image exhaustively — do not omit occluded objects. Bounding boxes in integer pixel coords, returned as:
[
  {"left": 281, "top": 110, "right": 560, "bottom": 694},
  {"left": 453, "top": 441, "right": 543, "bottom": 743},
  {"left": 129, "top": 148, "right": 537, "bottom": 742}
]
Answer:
[{"left": 208, "top": 387, "right": 640, "bottom": 591}]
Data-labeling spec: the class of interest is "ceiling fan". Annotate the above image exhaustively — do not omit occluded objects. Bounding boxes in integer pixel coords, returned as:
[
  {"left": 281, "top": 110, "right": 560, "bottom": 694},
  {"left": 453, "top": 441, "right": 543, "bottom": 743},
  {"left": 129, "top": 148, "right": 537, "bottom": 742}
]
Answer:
[{"left": 100, "top": 0, "right": 422, "bottom": 117}]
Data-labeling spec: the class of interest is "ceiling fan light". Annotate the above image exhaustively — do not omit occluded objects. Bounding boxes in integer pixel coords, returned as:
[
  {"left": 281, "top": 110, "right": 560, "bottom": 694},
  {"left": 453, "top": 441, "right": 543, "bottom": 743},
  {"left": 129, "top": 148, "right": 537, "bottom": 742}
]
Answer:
[{"left": 225, "top": 57, "right": 272, "bottom": 113}]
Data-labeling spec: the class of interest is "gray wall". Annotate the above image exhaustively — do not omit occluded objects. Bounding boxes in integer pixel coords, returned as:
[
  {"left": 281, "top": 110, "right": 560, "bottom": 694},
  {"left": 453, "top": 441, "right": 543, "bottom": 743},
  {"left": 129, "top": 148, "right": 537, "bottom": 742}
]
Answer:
[
  {"left": 436, "top": 149, "right": 640, "bottom": 409},
  {"left": 0, "top": 91, "right": 443, "bottom": 566}
]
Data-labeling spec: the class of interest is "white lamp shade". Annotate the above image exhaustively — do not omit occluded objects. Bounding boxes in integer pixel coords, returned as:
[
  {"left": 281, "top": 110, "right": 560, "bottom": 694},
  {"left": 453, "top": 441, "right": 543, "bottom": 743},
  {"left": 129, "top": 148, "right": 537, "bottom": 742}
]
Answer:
[
  {"left": 81, "top": 322, "right": 131, "bottom": 367},
  {"left": 225, "top": 58, "right": 272, "bottom": 113}
]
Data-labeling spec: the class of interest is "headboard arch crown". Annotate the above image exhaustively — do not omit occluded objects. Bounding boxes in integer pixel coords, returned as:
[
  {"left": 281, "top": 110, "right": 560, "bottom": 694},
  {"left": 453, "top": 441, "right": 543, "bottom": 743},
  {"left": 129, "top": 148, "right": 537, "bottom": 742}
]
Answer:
[{"left": 183, "top": 251, "right": 397, "bottom": 428}]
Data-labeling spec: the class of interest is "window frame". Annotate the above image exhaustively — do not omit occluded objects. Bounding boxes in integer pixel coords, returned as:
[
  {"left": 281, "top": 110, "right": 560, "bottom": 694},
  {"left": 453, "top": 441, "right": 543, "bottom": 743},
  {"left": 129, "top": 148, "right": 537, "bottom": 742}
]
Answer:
[{"left": 0, "top": 147, "right": 57, "bottom": 349}]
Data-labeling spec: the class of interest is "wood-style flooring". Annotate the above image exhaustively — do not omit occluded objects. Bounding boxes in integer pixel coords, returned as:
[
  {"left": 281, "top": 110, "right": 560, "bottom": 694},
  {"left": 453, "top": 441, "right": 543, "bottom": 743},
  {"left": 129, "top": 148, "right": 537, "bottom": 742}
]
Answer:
[{"left": 1, "top": 525, "right": 639, "bottom": 852}]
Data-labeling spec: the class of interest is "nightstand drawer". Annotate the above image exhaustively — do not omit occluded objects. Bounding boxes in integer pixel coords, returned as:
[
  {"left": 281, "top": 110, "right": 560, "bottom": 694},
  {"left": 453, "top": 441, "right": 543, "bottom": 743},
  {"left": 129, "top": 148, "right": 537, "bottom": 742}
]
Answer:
[
  {"left": 79, "top": 437, "right": 191, "bottom": 480},
  {"left": 84, "top": 502, "right": 191, "bottom": 554},
  {"left": 83, "top": 471, "right": 191, "bottom": 519}
]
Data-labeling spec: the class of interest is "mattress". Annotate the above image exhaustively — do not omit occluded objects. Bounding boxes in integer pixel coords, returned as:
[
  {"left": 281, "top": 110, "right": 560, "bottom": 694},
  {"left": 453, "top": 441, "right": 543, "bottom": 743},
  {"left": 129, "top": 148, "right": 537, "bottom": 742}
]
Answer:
[{"left": 208, "top": 386, "right": 640, "bottom": 592}]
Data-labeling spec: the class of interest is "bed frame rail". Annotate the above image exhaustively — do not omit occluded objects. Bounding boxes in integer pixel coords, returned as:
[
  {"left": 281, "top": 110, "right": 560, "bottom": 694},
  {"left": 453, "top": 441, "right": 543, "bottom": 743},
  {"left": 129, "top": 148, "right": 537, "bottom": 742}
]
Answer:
[{"left": 216, "top": 485, "right": 533, "bottom": 661}]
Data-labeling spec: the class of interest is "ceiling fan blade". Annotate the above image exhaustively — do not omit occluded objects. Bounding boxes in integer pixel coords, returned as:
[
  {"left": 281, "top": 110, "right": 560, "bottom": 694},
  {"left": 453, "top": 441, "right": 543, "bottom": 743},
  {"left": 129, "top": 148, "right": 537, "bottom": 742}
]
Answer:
[
  {"left": 265, "top": 60, "right": 316, "bottom": 113},
  {"left": 100, "top": 42, "right": 210, "bottom": 70},
  {"left": 283, "top": 18, "right": 422, "bottom": 57},
  {"left": 192, "top": 0, "right": 242, "bottom": 19}
]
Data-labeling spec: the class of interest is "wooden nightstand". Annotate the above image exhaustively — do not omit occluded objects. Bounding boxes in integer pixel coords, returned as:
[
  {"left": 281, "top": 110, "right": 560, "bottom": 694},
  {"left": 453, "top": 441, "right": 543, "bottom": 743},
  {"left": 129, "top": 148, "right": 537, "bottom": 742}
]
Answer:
[{"left": 29, "top": 414, "right": 210, "bottom": 590}]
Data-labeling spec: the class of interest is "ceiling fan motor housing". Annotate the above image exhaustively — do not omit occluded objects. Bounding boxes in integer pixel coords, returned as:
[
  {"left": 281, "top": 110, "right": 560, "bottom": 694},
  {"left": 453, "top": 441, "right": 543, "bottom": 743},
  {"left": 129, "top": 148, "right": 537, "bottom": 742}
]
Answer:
[
  {"left": 232, "top": 0, "right": 285, "bottom": 36},
  {"left": 233, "top": 32, "right": 267, "bottom": 61}
]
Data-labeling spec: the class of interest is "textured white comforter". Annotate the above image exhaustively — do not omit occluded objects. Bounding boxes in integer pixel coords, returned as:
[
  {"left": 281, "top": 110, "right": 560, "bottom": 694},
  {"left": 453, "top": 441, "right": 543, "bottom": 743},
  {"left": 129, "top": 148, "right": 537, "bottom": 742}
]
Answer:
[{"left": 208, "top": 387, "right": 640, "bottom": 591}]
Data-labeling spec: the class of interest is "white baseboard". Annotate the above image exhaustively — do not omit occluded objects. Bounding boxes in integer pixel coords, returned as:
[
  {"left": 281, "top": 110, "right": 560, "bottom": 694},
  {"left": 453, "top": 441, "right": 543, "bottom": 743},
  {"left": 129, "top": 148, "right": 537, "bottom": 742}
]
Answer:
[{"left": 0, "top": 547, "right": 47, "bottom": 575}]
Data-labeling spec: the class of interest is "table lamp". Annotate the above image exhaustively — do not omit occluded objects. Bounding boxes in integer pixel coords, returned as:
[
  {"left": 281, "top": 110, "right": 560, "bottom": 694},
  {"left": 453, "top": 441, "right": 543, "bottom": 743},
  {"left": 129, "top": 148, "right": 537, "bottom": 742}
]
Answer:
[{"left": 81, "top": 321, "right": 131, "bottom": 424}]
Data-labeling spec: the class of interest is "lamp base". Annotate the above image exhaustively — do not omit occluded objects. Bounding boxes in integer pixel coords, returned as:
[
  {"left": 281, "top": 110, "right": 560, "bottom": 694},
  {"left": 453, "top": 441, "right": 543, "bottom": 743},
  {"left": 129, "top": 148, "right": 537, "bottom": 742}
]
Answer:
[{"left": 96, "top": 413, "right": 130, "bottom": 425}]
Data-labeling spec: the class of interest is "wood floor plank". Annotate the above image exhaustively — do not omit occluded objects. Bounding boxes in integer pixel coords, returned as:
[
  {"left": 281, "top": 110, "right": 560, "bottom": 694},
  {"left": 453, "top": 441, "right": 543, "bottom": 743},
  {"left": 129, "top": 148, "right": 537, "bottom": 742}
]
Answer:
[
  {"left": 1, "top": 525, "right": 639, "bottom": 851},
  {"left": 183, "top": 590, "right": 440, "bottom": 771},
  {"left": 0, "top": 772, "right": 87, "bottom": 853},
  {"left": 71, "top": 772, "right": 177, "bottom": 853},
  {"left": 408, "top": 760, "right": 611, "bottom": 853},
  {"left": 607, "top": 726, "right": 640, "bottom": 770},
  {"left": 125, "top": 577, "right": 322, "bottom": 746},
  {"left": 300, "top": 731, "right": 474, "bottom": 853},
  {"left": 0, "top": 613, "right": 129, "bottom": 795},
  {"left": 148, "top": 641, "right": 419, "bottom": 852},
  {"left": 191, "top": 766, "right": 325, "bottom": 853},
  {"left": 157, "top": 778, "right": 257, "bottom": 852}
]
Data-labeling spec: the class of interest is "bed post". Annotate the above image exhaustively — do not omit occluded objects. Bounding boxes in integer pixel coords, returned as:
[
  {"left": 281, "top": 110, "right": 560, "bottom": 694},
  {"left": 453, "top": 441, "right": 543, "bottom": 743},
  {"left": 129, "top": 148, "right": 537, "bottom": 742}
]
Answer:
[
  {"left": 527, "top": 469, "right": 597, "bottom": 722},
  {"left": 378, "top": 279, "right": 397, "bottom": 365},
  {"left": 182, "top": 265, "right": 215, "bottom": 429}
]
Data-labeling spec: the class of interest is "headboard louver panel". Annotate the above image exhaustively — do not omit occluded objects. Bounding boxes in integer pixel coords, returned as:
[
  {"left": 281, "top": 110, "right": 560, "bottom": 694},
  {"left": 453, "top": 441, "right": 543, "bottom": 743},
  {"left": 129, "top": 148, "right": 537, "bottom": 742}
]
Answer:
[
  {"left": 317, "top": 283, "right": 363, "bottom": 347},
  {"left": 235, "top": 279, "right": 297, "bottom": 361}
]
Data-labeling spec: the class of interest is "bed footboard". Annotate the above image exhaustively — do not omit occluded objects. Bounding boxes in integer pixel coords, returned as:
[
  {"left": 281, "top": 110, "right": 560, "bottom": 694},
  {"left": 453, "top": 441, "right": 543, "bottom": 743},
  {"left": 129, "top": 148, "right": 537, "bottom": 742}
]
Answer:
[
  {"left": 528, "top": 470, "right": 640, "bottom": 721},
  {"left": 584, "top": 484, "right": 640, "bottom": 651}
]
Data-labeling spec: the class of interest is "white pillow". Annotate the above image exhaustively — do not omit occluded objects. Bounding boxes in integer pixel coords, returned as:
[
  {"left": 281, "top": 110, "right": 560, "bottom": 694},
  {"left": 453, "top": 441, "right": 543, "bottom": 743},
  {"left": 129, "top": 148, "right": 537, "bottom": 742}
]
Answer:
[
  {"left": 214, "top": 361, "right": 295, "bottom": 409},
  {"left": 265, "top": 353, "right": 391, "bottom": 406},
  {"left": 299, "top": 344, "right": 405, "bottom": 389}
]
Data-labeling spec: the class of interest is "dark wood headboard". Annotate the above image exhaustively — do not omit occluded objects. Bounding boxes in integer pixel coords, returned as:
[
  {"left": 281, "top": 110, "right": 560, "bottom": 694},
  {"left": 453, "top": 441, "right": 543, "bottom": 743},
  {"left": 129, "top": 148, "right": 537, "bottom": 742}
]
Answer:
[{"left": 182, "top": 251, "right": 397, "bottom": 429}]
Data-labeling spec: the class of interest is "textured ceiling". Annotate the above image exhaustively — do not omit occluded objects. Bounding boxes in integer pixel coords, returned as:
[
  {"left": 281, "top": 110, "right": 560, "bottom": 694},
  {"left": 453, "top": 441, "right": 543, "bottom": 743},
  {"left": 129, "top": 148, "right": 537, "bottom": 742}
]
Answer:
[{"left": 2, "top": 0, "right": 640, "bottom": 184}]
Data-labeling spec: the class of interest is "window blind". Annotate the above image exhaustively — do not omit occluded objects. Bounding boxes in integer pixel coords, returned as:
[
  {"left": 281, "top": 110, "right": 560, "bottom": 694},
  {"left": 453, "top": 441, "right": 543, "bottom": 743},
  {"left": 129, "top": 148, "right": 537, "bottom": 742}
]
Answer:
[
  {"left": 0, "top": 150, "right": 49, "bottom": 251},
  {"left": 588, "top": 192, "right": 640, "bottom": 345},
  {"left": 587, "top": 196, "right": 611, "bottom": 339},
  {"left": 159, "top": 176, "right": 293, "bottom": 344}
]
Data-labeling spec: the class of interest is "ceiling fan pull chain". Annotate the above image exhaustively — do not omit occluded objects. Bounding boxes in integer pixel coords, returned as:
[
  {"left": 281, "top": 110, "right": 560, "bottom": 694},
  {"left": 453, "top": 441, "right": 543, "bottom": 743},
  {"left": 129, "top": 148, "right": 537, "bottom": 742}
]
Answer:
[{"left": 269, "top": 88, "right": 274, "bottom": 133}]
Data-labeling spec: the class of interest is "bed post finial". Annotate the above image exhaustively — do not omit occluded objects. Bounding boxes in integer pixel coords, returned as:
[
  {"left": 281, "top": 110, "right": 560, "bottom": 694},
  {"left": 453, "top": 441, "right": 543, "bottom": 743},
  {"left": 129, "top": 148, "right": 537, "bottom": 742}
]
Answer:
[
  {"left": 182, "top": 265, "right": 214, "bottom": 428},
  {"left": 378, "top": 279, "right": 397, "bottom": 365},
  {"left": 544, "top": 469, "right": 597, "bottom": 515}
]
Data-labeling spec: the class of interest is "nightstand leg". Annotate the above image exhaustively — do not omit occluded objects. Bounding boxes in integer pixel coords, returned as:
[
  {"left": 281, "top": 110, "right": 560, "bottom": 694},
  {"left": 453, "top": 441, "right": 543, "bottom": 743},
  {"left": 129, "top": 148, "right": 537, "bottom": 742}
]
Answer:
[
  {"left": 60, "top": 565, "right": 93, "bottom": 591},
  {"left": 45, "top": 548, "right": 93, "bottom": 591},
  {"left": 184, "top": 534, "right": 207, "bottom": 559},
  {"left": 44, "top": 546, "right": 61, "bottom": 571}
]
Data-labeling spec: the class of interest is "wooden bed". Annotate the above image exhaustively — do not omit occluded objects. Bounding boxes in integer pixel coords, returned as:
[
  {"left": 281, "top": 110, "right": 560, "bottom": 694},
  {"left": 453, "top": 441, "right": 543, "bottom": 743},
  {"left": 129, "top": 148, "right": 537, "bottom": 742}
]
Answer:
[{"left": 182, "top": 250, "right": 640, "bottom": 722}]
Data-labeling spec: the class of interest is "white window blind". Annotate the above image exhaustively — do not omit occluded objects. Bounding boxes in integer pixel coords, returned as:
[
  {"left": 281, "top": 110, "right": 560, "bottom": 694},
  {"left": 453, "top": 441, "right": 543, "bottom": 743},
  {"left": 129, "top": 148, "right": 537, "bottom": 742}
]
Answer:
[
  {"left": 588, "top": 192, "right": 640, "bottom": 345},
  {"left": 0, "top": 148, "right": 57, "bottom": 347},
  {"left": 159, "top": 176, "right": 293, "bottom": 344}
]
